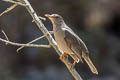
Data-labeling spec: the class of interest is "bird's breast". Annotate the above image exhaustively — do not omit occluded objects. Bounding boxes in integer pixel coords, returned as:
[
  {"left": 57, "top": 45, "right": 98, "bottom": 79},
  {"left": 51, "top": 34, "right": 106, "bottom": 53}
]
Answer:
[{"left": 54, "top": 27, "right": 72, "bottom": 54}]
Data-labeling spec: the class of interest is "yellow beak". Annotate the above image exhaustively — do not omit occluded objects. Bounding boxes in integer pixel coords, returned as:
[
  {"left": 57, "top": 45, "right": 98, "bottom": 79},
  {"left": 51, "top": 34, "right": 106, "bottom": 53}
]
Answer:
[{"left": 45, "top": 14, "right": 55, "bottom": 23}]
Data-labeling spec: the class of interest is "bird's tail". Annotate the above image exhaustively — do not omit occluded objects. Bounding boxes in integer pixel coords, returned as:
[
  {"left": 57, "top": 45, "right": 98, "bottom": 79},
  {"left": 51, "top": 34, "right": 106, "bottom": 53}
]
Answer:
[{"left": 82, "top": 52, "right": 98, "bottom": 75}]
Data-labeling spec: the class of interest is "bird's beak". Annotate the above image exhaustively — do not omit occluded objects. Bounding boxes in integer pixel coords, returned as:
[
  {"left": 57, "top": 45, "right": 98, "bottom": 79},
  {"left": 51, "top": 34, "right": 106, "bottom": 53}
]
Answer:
[
  {"left": 44, "top": 14, "right": 53, "bottom": 19},
  {"left": 45, "top": 14, "right": 55, "bottom": 24}
]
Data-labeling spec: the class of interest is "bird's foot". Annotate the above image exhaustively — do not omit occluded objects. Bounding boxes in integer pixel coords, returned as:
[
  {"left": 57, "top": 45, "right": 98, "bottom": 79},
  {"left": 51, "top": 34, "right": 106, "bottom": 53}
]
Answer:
[
  {"left": 59, "top": 52, "right": 69, "bottom": 61},
  {"left": 69, "top": 59, "right": 78, "bottom": 70}
]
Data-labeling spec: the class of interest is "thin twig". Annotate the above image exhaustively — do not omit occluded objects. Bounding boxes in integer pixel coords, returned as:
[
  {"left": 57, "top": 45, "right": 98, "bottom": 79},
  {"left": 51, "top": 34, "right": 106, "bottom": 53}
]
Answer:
[
  {"left": 1, "top": 0, "right": 46, "bottom": 24},
  {"left": 17, "top": 31, "right": 53, "bottom": 52},
  {"left": 1, "top": 30, "right": 9, "bottom": 45},
  {"left": 1, "top": 0, "right": 26, "bottom": 6},
  {"left": 0, "top": 4, "right": 18, "bottom": 16},
  {"left": 33, "top": 16, "right": 46, "bottom": 22},
  {"left": 38, "top": 16, "right": 46, "bottom": 21},
  {"left": 17, "top": 35, "right": 45, "bottom": 52},
  {"left": 49, "top": 31, "right": 54, "bottom": 34},
  {"left": 0, "top": 38, "right": 51, "bottom": 48},
  {"left": 32, "top": 16, "right": 46, "bottom": 22}
]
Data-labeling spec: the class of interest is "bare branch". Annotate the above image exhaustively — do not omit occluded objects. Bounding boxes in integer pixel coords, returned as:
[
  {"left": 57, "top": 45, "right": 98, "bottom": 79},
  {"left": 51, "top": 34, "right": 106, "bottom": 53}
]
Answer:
[
  {"left": 1, "top": 0, "right": 26, "bottom": 6},
  {"left": 1, "top": 30, "right": 9, "bottom": 45},
  {"left": 1, "top": 0, "right": 46, "bottom": 22},
  {"left": 17, "top": 31, "right": 53, "bottom": 52},
  {"left": 19, "top": 0, "right": 83, "bottom": 80},
  {"left": 0, "top": 38, "right": 51, "bottom": 48},
  {"left": 62, "top": 57, "right": 83, "bottom": 80},
  {"left": 32, "top": 16, "right": 46, "bottom": 22},
  {"left": 38, "top": 16, "right": 46, "bottom": 21},
  {"left": 1, "top": 0, "right": 83, "bottom": 79},
  {"left": 49, "top": 31, "right": 54, "bottom": 34},
  {"left": 0, "top": 4, "right": 18, "bottom": 16},
  {"left": 17, "top": 35, "right": 45, "bottom": 52}
]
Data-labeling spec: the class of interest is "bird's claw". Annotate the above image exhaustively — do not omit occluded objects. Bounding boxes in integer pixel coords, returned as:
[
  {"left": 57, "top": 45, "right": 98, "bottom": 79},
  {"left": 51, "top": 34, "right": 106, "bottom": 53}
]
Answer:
[
  {"left": 69, "top": 59, "right": 78, "bottom": 70},
  {"left": 59, "top": 52, "right": 68, "bottom": 61}
]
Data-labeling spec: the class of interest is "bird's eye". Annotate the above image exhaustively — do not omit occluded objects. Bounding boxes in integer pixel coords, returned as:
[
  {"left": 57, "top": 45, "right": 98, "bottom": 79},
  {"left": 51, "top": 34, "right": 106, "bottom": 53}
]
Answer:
[{"left": 55, "top": 16, "right": 59, "bottom": 18}]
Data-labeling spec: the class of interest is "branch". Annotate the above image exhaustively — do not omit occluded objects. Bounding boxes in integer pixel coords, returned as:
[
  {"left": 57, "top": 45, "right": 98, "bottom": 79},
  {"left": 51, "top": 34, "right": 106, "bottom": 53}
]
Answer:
[
  {"left": 1, "top": 30, "right": 52, "bottom": 50},
  {"left": 17, "top": 31, "right": 54, "bottom": 52},
  {"left": 38, "top": 16, "right": 46, "bottom": 21},
  {"left": 0, "top": 38, "right": 51, "bottom": 48},
  {"left": 0, "top": 3, "right": 18, "bottom": 16},
  {"left": 1, "top": 0, "right": 26, "bottom": 6},
  {"left": 1, "top": 0, "right": 45, "bottom": 21},
  {"left": 1, "top": 30, "right": 9, "bottom": 45},
  {"left": 19, "top": 0, "right": 83, "bottom": 80},
  {"left": 1, "top": 0, "right": 83, "bottom": 79}
]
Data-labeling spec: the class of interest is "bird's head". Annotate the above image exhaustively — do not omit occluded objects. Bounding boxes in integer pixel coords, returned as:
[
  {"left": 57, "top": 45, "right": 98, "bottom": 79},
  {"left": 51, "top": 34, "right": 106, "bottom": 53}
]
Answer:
[{"left": 45, "top": 14, "right": 64, "bottom": 26}]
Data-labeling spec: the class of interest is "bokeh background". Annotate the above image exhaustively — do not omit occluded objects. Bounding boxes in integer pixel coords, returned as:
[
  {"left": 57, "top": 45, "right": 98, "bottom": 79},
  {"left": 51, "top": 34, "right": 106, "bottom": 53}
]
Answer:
[{"left": 0, "top": 0, "right": 120, "bottom": 80}]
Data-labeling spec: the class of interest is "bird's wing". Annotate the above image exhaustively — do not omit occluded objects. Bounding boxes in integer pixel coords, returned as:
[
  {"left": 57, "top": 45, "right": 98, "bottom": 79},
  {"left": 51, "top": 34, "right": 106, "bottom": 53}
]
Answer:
[{"left": 64, "top": 28, "right": 89, "bottom": 58}]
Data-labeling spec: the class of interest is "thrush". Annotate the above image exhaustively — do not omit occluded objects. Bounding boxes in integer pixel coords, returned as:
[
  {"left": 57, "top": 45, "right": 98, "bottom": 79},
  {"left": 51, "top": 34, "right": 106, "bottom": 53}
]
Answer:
[{"left": 45, "top": 14, "right": 98, "bottom": 75}]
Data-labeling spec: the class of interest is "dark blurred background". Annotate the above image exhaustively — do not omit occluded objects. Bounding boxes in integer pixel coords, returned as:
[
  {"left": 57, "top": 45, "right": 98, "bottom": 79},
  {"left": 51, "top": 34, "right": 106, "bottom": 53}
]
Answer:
[{"left": 0, "top": 0, "right": 120, "bottom": 80}]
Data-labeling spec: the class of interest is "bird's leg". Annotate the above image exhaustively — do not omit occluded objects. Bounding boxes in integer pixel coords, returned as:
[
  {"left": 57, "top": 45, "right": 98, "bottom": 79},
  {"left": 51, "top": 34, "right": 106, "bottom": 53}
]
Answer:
[
  {"left": 59, "top": 52, "right": 69, "bottom": 61},
  {"left": 69, "top": 57, "right": 79, "bottom": 70}
]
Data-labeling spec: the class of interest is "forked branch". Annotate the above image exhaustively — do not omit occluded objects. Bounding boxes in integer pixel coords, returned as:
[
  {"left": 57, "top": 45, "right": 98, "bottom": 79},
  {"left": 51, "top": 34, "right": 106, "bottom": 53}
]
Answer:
[
  {"left": 17, "top": 31, "right": 54, "bottom": 52},
  {"left": 0, "top": 0, "right": 83, "bottom": 80},
  {"left": 0, "top": 37, "right": 51, "bottom": 48}
]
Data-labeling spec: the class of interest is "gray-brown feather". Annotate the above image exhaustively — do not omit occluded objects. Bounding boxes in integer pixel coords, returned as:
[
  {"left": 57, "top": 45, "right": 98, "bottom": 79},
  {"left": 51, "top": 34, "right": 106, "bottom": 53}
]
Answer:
[{"left": 64, "top": 28, "right": 89, "bottom": 59}]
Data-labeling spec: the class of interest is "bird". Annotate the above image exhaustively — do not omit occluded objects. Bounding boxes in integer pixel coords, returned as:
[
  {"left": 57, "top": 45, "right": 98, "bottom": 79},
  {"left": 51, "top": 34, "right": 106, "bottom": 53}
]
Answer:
[{"left": 45, "top": 14, "right": 98, "bottom": 75}]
